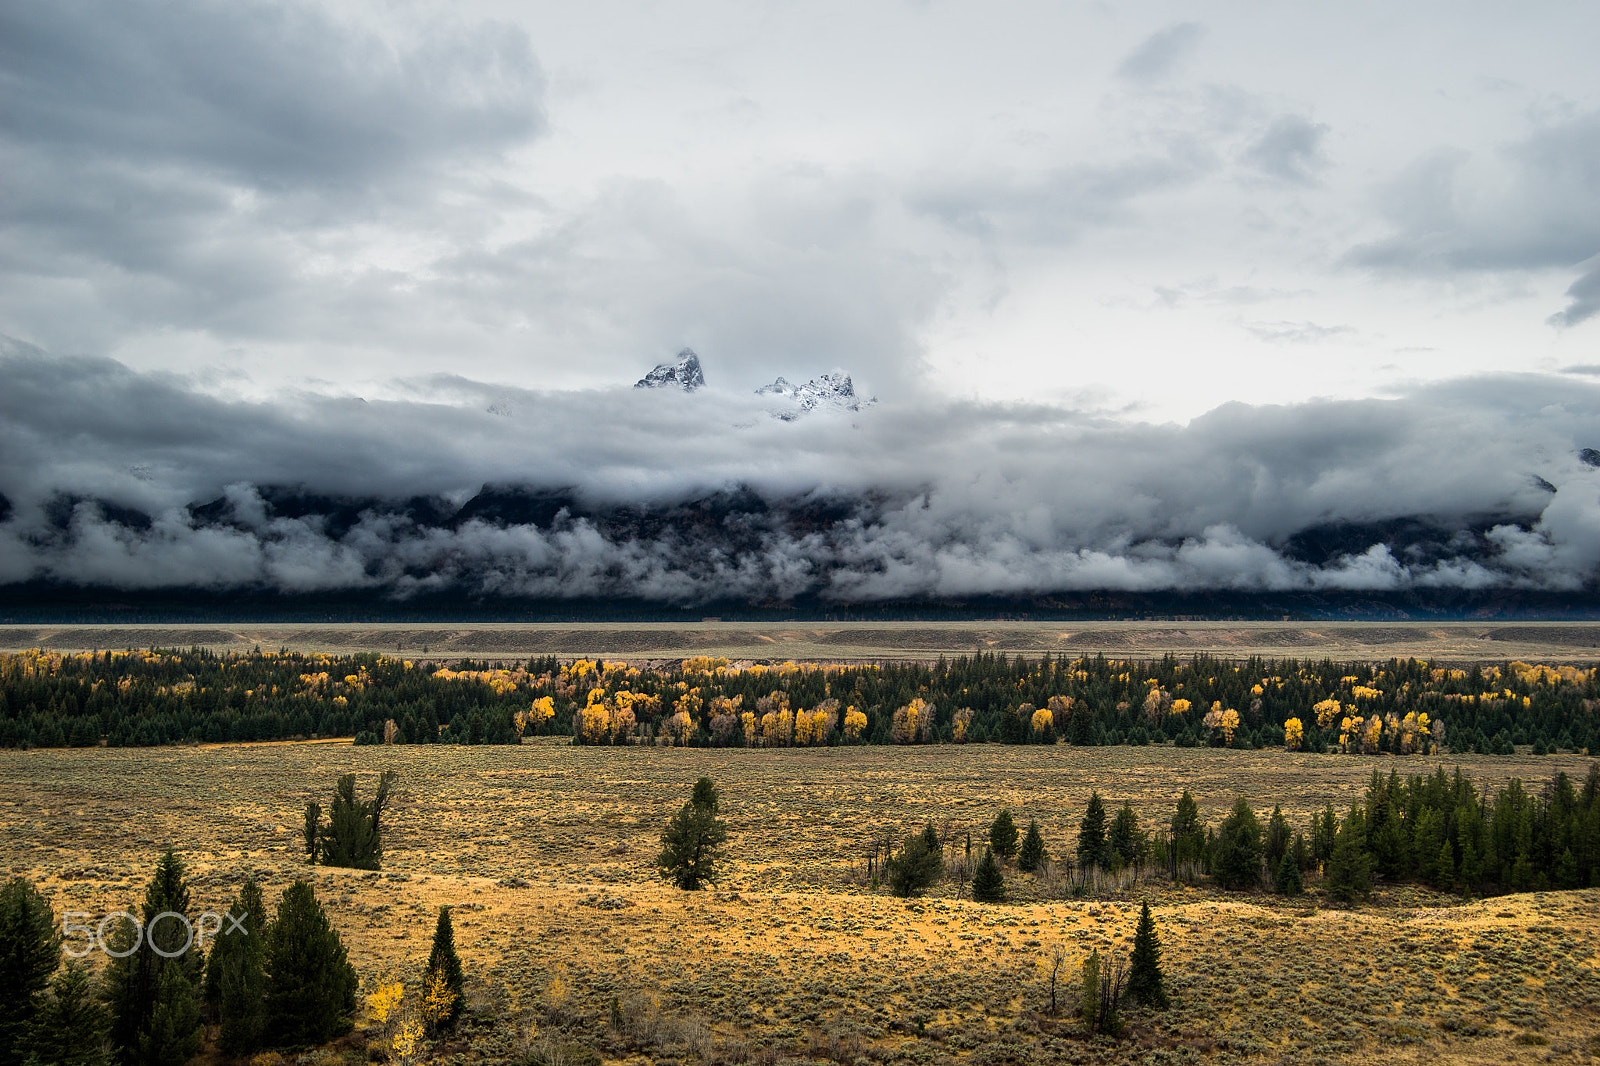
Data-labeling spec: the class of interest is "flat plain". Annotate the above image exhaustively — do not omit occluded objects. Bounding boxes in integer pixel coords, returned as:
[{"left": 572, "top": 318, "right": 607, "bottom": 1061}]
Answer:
[
  {"left": 4, "top": 740, "right": 1598, "bottom": 1065},
  {"left": 4, "top": 619, "right": 1600, "bottom": 663}
]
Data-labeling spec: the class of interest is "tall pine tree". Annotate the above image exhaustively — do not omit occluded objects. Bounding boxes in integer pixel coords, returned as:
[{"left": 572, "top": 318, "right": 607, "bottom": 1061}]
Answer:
[
  {"left": 1017, "top": 820, "right": 1046, "bottom": 872},
  {"left": 1077, "top": 792, "right": 1109, "bottom": 869},
  {"left": 657, "top": 789, "right": 729, "bottom": 890},
  {"left": 1212, "top": 797, "right": 1264, "bottom": 891},
  {"left": 138, "top": 964, "right": 200, "bottom": 1066},
  {"left": 989, "top": 810, "right": 1020, "bottom": 860},
  {"left": 1125, "top": 901, "right": 1168, "bottom": 1008},
  {"left": 0, "top": 877, "right": 61, "bottom": 1066},
  {"left": 424, "top": 906, "right": 465, "bottom": 1032},
  {"left": 103, "top": 849, "right": 200, "bottom": 1066},
  {"left": 204, "top": 878, "right": 265, "bottom": 1055},
  {"left": 261, "top": 881, "right": 358, "bottom": 1044},
  {"left": 972, "top": 847, "right": 1006, "bottom": 903},
  {"left": 25, "top": 961, "right": 110, "bottom": 1066}
]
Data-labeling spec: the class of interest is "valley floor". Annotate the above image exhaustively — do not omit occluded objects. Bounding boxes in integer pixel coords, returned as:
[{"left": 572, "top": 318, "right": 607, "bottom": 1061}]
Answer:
[{"left": 3, "top": 743, "right": 1597, "bottom": 1065}]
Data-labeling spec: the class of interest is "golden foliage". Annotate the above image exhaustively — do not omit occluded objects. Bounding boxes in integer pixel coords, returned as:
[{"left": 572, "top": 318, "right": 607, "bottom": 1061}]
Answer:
[{"left": 843, "top": 706, "right": 868, "bottom": 741}]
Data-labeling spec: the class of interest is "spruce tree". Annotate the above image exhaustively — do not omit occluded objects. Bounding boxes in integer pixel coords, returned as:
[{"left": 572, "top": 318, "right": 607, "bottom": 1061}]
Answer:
[
  {"left": 1077, "top": 792, "right": 1108, "bottom": 869},
  {"left": 424, "top": 906, "right": 465, "bottom": 1032},
  {"left": 1264, "top": 805, "right": 1291, "bottom": 872},
  {"left": 23, "top": 961, "right": 109, "bottom": 1066},
  {"left": 103, "top": 849, "right": 199, "bottom": 1066},
  {"left": 204, "top": 879, "right": 265, "bottom": 1055},
  {"left": 1211, "top": 797, "right": 1264, "bottom": 891},
  {"left": 261, "top": 881, "right": 358, "bottom": 1045},
  {"left": 886, "top": 830, "right": 943, "bottom": 897},
  {"left": 1273, "top": 852, "right": 1303, "bottom": 896},
  {"left": 1078, "top": 950, "right": 1100, "bottom": 1029},
  {"left": 0, "top": 877, "right": 62, "bottom": 1066},
  {"left": 1017, "top": 820, "right": 1046, "bottom": 872},
  {"left": 1109, "top": 802, "right": 1144, "bottom": 868},
  {"left": 138, "top": 964, "right": 200, "bottom": 1066},
  {"left": 690, "top": 777, "right": 721, "bottom": 814},
  {"left": 657, "top": 783, "right": 729, "bottom": 890},
  {"left": 1125, "top": 901, "right": 1168, "bottom": 1008},
  {"left": 1323, "top": 821, "right": 1373, "bottom": 905},
  {"left": 972, "top": 847, "right": 1006, "bottom": 903},
  {"left": 989, "top": 810, "right": 1019, "bottom": 860}
]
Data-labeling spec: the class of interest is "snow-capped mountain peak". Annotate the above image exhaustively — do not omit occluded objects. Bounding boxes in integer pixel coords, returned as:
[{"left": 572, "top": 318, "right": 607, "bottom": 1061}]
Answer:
[
  {"left": 635, "top": 348, "right": 706, "bottom": 391},
  {"left": 755, "top": 371, "right": 875, "bottom": 420}
]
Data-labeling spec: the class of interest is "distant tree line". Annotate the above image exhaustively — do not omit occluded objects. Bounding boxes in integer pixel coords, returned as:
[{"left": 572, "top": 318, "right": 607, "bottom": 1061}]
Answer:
[
  {"left": 868, "top": 763, "right": 1600, "bottom": 906},
  {"left": 3, "top": 647, "right": 1597, "bottom": 754}
]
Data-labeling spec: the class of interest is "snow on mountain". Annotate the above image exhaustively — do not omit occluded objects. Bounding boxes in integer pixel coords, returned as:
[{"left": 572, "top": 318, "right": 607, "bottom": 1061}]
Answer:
[
  {"left": 635, "top": 348, "right": 706, "bottom": 391},
  {"left": 755, "top": 372, "right": 876, "bottom": 420}
]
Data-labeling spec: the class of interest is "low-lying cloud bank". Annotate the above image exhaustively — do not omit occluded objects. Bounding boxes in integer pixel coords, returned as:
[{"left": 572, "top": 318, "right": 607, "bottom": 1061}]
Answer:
[{"left": 2, "top": 342, "right": 1598, "bottom": 603}]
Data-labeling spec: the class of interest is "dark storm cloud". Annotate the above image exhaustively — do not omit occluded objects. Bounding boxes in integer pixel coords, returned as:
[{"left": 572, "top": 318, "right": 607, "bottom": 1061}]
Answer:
[
  {"left": 1116, "top": 23, "right": 1206, "bottom": 84},
  {"left": 0, "top": 0, "right": 543, "bottom": 190},
  {"left": 0, "top": 0, "right": 545, "bottom": 353},
  {"left": 2, "top": 346, "right": 1597, "bottom": 600}
]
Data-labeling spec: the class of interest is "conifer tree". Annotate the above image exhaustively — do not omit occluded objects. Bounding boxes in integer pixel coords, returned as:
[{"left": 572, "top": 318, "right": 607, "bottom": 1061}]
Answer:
[
  {"left": 1109, "top": 802, "right": 1144, "bottom": 868},
  {"left": 989, "top": 809, "right": 1019, "bottom": 860},
  {"left": 1264, "top": 805, "right": 1291, "bottom": 872},
  {"left": 103, "top": 849, "right": 199, "bottom": 1066},
  {"left": 690, "top": 777, "right": 721, "bottom": 814},
  {"left": 1077, "top": 792, "right": 1109, "bottom": 869},
  {"left": 1274, "top": 852, "right": 1303, "bottom": 896},
  {"left": 657, "top": 780, "right": 729, "bottom": 890},
  {"left": 1169, "top": 791, "right": 1205, "bottom": 875},
  {"left": 972, "top": 847, "right": 1006, "bottom": 903},
  {"left": 261, "top": 881, "right": 358, "bottom": 1044},
  {"left": 1125, "top": 902, "right": 1168, "bottom": 1008},
  {"left": 138, "top": 964, "right": 200, "bottom": 1066},
  {"left": 424, "top": 906, "right": 465, "bottom": 1032},
  {"left": 1078, "top": 951, "right": 1101, "bottom": 1029},
  {"left": 204, "top": 879, "right": 265, "bottom": 1055},
  {"left": 1017, "top": 820, "right": 1046, "bottom": 872},
  {"left": 315, "top": 773, "right": 396, "bottom": 870},
  {"left": 1323, "top": 819, "right": 1373, "bottom": 905},
  {"left": 886, "top": 829, "right": 943, "bottom": 897},
  {"left": 23, "top": 961, "right": 109, "bottom": 1066},
  {"left": 1212, "top": 797, "right": 1264, "bottom": 891},
  {"left": 0, "top": 876, "right": 61, "bottom": 1066}
]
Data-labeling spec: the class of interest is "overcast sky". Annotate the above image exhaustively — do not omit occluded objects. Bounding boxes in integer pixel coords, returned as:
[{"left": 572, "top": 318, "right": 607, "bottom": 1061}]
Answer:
[
  {"left": 3, "top": 1, "right": 1600, "bottom": 600},
  {"left": 4, "top": 0, "right": 1598, "bottom": 419}
]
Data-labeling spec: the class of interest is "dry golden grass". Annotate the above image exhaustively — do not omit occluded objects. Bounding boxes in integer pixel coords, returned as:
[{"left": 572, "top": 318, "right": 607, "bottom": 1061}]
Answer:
[
  {"left": 3, "top": 742, "right": 1597, "bottom": 1065},
  {"left": 3, "top": 619, "right": 1599, "bottom": 663}
]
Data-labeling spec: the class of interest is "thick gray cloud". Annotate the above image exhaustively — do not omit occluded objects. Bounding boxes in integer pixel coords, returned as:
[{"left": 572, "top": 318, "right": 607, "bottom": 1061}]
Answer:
[
  {"left": 0, "top": 0, "right": 545, "bottom": 361},
  {"left": 1, "top": 346, "right": 1597, "bottom": 601},
  {"left": 1348, "top": 111, "right": 1600, "bottom": 312},
  {"left": 1549, "top": 261, "right": 1600, "bottom": 328}
]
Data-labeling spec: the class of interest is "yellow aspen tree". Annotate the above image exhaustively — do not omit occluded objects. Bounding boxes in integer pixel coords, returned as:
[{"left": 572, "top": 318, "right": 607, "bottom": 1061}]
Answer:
[
  {"left": 1047, "top": 694, "right": 1074, "bottom": 733},
  {"left": 1284, "top": 717, "right": 1303, "bottom": 751},
  {"left": 793, "top": 708, "right": 814, "bottom": 746},
  {"left": 1030, "top": 707, "right": 1054, "bottom": 737},
  {"left": 422, "top": 966, "right": 459, "bottom": 1035},
  {"left": 843, "top": 706, "right": 867, "bottom": 741},
  {"left": 1312, "top": 698, "right": 1341, "bottom": 730},
  {"left": 951, "top": 706, "right": 975, "bottom": 742}
]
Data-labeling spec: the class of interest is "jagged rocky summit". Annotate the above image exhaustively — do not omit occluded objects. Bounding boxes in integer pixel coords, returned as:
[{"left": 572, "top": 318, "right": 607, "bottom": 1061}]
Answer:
[
  {"left": 756, "top": 372, "right": 876, "bottom": 420},
  {"left": 635, "top": 348, "right": 705, "bottom": 391}
]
